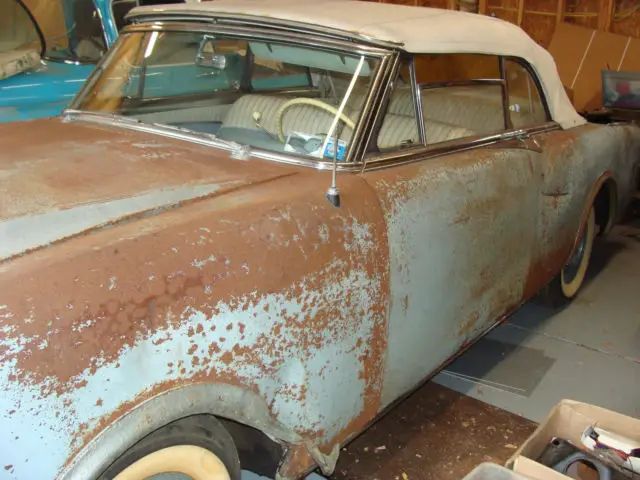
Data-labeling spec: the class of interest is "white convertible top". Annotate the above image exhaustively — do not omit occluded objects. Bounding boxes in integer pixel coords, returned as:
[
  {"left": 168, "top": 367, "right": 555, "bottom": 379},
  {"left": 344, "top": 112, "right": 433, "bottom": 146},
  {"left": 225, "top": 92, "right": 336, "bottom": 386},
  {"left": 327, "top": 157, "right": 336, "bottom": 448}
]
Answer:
[{"left": 132, "top": 0, "right": 586, "bottom": 129}]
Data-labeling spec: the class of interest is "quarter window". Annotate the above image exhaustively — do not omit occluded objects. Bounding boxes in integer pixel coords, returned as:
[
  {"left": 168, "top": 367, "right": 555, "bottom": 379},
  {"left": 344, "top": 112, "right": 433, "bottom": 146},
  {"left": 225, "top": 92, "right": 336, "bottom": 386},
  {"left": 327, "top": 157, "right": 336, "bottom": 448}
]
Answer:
[
  {"left": 504, "top": 59, "right": 548, "bottom": 127},
  {"left": 416, "top": 54, "right": 506, "bottom": 143}
]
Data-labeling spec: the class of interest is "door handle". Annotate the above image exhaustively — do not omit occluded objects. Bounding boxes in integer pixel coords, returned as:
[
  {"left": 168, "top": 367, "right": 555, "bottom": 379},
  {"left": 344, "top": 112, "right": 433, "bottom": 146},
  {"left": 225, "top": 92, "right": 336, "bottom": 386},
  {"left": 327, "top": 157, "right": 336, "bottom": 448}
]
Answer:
[{"left": 496, "top": 131, "right": 543, "bottom": 153}]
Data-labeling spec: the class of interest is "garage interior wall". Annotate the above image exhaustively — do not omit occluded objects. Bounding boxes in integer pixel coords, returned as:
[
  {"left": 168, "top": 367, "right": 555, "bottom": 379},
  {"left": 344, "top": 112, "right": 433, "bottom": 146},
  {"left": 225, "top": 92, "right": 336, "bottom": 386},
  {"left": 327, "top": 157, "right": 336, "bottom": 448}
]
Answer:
[
  {"left": 362, "top": 0, "right": 640, "bottom": 47},
  {"left": 21, "top": 0, "right": 69, "bottom": 48}
]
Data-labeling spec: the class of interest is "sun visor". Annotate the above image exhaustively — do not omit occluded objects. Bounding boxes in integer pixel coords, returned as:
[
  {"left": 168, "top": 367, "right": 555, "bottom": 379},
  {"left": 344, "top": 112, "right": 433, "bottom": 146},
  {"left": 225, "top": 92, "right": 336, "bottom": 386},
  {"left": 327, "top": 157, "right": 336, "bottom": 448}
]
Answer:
[{"left": 248, "top": 42, "right": 371, "bottom": 76}]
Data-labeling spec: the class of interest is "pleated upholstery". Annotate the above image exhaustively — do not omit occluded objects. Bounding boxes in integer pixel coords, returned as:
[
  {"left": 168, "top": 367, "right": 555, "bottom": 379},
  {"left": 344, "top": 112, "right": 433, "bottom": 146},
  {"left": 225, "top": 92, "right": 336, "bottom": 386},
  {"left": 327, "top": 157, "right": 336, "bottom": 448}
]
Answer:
[
  {"left": 223, "top": 93, "right": 476, "bottom": 149},
  {"left": 421, "top": 86, "right": 505, "bottom": 135}
]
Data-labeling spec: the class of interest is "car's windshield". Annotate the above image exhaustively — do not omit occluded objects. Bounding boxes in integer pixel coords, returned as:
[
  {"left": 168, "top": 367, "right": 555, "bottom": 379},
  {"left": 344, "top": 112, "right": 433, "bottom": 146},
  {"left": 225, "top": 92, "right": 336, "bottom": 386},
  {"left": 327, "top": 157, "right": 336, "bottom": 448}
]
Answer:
[
  {"left": 74, "top": 30, "right": 381, "bottom": 163},
  {"left": 23, "top": 0, "right": 107, "bottom": 63},
  {"left": 0, "top": 0, "right": 43, "bottom": 55}
]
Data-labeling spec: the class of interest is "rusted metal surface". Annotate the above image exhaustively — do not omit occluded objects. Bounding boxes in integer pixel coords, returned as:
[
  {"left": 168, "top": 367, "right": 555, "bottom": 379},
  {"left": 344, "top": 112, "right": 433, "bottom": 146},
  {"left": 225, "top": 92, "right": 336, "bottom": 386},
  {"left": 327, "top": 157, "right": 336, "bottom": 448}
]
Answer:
[
  {"left": 522, "top": 123, "right": 640, "bottom": 297},
  {"left": 364, "top": 147, "right": 538, "bottom": 407},
  {"left": 363, "top": 121, "right": 640, "bottom": 409},
  {"left": 0, "top": 118, "right": 390, "bottom": 479},
  {"left": 1, "top": 116, "right": 639, "bottom": 480}
]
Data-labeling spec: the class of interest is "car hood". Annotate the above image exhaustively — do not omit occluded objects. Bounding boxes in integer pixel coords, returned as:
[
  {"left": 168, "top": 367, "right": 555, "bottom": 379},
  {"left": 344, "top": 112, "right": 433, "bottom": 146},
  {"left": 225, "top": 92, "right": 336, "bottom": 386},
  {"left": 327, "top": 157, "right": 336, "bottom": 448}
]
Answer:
[{"left": 0, "top": 117, "right": 298, "bottom": 261}]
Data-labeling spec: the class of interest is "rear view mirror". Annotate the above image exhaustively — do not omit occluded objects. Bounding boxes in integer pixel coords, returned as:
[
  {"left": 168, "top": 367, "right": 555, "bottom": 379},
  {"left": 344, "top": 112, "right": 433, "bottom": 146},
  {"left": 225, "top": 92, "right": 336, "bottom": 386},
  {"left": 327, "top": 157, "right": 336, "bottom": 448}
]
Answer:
[{"left": 195, "top": 36, "right": 227, "bottom": 70}]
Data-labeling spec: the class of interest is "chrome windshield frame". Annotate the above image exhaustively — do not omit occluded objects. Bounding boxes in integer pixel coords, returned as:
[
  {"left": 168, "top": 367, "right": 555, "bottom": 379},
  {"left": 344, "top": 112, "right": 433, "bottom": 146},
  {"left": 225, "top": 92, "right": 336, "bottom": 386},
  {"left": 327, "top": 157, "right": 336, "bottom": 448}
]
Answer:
[
  {"left": 126, "top": 10, "right": 405, "bottom": 50},
  {"left": 66, "top": 20, "right": 398, "bottom": 170}
]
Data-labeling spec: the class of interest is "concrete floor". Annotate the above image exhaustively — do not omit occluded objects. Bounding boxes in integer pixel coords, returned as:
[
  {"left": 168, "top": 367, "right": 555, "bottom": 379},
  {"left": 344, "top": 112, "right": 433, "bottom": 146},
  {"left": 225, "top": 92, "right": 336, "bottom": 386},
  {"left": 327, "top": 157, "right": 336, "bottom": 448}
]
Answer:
[
  {"left": 435, "top": 219, "right": 640, "bottom": 422},
  {"left": 244, "top": 216, "right": 640, "bottom": 480}
]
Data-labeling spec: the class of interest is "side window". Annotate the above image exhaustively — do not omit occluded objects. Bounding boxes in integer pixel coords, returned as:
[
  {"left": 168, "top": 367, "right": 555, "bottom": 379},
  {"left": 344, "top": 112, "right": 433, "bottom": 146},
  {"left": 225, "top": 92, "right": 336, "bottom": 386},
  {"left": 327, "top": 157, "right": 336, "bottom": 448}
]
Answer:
[
  {"left": 504, "top": 59, "right": 549, "bottom": 127},
  {"left": 374, "top": 60, "right": 420, "bottom": 151},
  {"left": 415, "top": 54, "right": 506, "bottom": 143}
]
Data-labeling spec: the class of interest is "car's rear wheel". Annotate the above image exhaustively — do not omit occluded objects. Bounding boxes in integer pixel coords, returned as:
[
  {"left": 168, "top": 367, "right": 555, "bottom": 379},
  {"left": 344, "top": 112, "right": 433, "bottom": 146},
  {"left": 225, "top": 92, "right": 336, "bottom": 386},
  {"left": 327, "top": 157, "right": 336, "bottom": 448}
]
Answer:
[
  {"left": 99, "top": 415, "right": 242, "bottom": 480},
  {"left": 560, "top": 207, "right": 596, "bottom": 298},
  {"left": 538, "top": 207, "right": 596, "bottom": 308}
]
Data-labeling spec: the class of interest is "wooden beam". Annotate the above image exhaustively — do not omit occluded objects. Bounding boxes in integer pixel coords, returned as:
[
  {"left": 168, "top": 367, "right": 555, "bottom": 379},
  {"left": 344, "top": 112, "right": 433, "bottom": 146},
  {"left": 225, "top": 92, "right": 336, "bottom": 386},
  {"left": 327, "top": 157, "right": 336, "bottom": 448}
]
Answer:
[
  {"left": 478, "top": 0, "right": 487, "bottom": 15},
  {"left": 555, "top": 0, "right": 566, "bottom": 26},
  {"left": 446, "top": 0, "right": 456, "bottom": 10},
  {"left": 516, "top": 0, "right": 525, "bottom": 26},
  {"left": 598, "top": 0, "right": 614, "bottom": 31}
]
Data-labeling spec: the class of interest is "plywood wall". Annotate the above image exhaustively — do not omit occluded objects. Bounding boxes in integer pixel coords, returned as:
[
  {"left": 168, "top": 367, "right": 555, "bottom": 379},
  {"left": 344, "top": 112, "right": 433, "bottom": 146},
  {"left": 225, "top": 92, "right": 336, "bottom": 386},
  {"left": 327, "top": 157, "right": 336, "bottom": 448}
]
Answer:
[
  {"left": 366, "top": 0, "right": 640, "bottom": 48},
  {"left": 22, "top": 0, "right": 68, "bottom": 48}
]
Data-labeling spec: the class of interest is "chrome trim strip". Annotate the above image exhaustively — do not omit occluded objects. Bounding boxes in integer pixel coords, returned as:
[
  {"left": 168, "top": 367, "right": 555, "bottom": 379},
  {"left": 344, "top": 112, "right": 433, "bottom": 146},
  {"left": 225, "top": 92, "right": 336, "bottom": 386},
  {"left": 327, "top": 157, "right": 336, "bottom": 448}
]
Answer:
[
  {"left": 357, "top": 53, "right": 401, "bottom": 172},
  {"left": 93, "top": 0, "right": 111, "bottom": 49},
  {"left": 362, "top": 122, "right": 560, "bottom": 171},
  {"left": 346, "top": 55, "right": 395, "bottom": 164},
  {"left": 62, "top": 110, "right": 364, "bottom": 172},
  {"left": 126, "top": 11, "right": 404, "bottom": 49},
  {"left": 419, "top": 79, "right": 504, "bottom": 90},
  {"left": 122, "top": 22, "right": 390, "bottom": 57},
  {"left": 499, "top": 57, "right": 513, "bottom": 130},
  {"left": 42, "top": 56, "right": 89, "bottom": 66},
  {"left": 410, "top": 59, "right": 427, "bottom": 145}
]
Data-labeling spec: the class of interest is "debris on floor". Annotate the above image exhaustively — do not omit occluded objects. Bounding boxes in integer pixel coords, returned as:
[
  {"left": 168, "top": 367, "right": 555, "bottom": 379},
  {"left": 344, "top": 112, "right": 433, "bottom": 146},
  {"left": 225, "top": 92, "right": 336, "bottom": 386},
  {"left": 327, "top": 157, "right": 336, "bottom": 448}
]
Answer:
[{"left": 330, "top": 383, "right": 536, "bottom": 480}]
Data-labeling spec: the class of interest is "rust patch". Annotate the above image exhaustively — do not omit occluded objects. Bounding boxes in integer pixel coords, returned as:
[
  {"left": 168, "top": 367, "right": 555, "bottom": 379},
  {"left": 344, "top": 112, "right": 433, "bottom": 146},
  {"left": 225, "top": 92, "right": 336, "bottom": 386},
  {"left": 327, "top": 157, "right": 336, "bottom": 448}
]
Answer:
[
  {"left": 1, "top": 163, "right": 390, "bottom": 478},
  {"left": 278, "top": 443, "right": 318, "bottom": 479},
  {"left": 457, "top": 312, "right": 480, "bottom": 337}
]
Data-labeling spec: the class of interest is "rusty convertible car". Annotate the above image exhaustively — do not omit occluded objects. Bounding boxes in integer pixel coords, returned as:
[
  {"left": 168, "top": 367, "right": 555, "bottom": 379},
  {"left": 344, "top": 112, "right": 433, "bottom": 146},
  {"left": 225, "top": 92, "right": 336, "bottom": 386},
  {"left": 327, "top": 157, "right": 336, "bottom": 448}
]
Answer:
[{"left": 1, "top": 1, "right": 639, "bottom": 479}]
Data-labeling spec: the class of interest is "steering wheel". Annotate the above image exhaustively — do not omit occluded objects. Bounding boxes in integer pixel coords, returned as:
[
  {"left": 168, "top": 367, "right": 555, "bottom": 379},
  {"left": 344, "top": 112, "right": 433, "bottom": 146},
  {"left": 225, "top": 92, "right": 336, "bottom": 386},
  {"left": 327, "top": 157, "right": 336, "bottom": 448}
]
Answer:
[{"left": 274, "top": 98, "right": 356, "bottom": 143}]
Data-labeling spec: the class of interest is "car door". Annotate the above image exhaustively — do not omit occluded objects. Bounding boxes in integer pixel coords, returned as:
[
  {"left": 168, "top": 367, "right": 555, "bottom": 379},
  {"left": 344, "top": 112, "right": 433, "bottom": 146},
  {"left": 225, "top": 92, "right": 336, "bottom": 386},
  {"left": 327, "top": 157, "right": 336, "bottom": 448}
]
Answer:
[{"left": 360, "top": 54, "right": 542, "bottom": 407}]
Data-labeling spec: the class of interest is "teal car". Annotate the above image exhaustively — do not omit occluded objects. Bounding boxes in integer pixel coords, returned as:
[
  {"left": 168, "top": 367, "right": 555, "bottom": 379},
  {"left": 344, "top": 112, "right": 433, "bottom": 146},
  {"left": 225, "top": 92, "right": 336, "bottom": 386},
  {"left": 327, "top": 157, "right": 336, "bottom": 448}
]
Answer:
[{"left": 0, "top": 0, "right": 188, "bottom": 123}]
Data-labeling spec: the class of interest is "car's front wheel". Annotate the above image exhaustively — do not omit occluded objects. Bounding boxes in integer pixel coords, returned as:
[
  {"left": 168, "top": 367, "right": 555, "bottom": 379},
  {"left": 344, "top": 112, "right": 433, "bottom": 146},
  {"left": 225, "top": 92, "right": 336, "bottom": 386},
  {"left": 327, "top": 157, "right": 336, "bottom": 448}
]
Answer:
[
  {"left": 99, "top": 415, "right": 242, "bottom": 480},
  {"left": 538, "top": 206, "right": 596, "bottom": 308}
]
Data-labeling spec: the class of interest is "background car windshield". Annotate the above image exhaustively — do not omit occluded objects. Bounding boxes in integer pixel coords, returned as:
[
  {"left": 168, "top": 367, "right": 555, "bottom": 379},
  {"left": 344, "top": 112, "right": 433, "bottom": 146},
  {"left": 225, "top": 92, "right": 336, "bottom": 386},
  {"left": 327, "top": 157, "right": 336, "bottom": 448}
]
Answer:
[
  {"left": 0, "top": 0, "right": 43, "bottom": 55},
  {"left": 75, "top": 31, "right": 380, "bottom": 162},
  {"left": 22, "top": 0, "right": 107, "bottom": 63}
]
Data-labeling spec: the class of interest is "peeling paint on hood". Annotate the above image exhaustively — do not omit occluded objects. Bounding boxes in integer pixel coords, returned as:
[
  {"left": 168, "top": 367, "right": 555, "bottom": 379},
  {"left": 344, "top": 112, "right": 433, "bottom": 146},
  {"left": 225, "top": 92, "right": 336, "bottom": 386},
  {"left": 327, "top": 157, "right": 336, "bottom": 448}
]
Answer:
[{"left": 0, "top": 118, "right": 298, "bottom": 261}]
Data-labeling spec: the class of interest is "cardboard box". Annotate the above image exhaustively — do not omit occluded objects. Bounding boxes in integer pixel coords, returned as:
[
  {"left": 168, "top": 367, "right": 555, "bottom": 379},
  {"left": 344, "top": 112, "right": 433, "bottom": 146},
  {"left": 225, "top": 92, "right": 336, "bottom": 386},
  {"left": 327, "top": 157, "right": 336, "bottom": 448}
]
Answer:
[
  {"left": 462, "top": 462, "right": 531, "bottom": 480},
  {"left": 547, "top": 23, "right": 640, "bottom": 112},
  {"left": 511, "top": 456, "right": 568, "bottom": 480},
  {"left": 506, "top": 399, "right": 640, "bottom": 478},
  {"left": 461, "top": 460, "right": 567, "bottom": 480}
]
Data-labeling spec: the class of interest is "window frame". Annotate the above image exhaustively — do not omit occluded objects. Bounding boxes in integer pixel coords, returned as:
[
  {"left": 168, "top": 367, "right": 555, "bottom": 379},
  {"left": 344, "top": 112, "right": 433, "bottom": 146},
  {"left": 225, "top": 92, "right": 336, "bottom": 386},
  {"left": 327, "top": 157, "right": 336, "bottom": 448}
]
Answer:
[
  {"left": 365, "top": 55, "right": 426, "bottom": 154},
  {"left": 363, "top": 52, "right": 559, "bottom": 171},
  {"left": 503, "top": 56, "right": 552, "bottom": 127}
]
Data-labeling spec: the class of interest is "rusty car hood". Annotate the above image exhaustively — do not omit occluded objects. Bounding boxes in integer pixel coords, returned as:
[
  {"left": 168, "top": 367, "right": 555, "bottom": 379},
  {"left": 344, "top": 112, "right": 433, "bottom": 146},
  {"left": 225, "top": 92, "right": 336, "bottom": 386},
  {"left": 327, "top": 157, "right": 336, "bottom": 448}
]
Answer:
[{"left": 0, "top": 118, "right": 298, "bottom": 261}]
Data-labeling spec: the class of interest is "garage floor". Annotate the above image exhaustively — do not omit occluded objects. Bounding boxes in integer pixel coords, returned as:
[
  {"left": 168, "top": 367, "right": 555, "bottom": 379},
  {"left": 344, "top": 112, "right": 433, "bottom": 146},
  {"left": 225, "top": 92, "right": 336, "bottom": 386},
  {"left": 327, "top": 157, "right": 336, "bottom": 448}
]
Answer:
[
  {"left": 246, "top": 216, "right": 640, "bottom": 480},
  {"left": 435, "top": 218, "right": 640, "bottom": 423}
]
